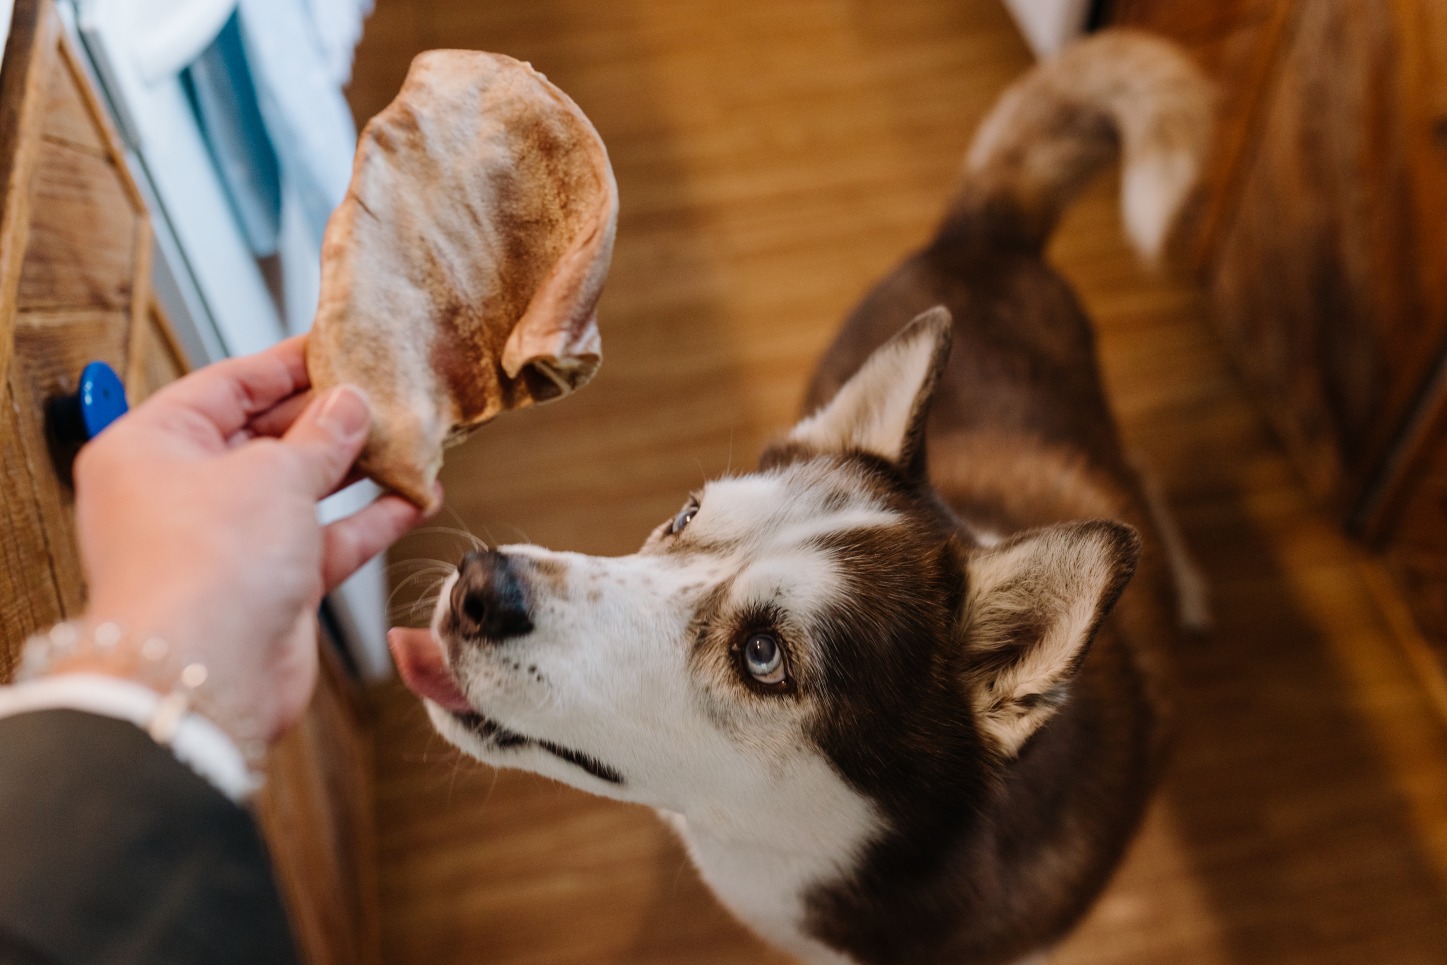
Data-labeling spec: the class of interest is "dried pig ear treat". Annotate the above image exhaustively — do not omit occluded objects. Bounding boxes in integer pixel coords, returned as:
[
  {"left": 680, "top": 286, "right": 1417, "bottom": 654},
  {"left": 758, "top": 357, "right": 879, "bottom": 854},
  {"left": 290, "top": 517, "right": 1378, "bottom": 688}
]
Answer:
[{"left": 307, "top": 50, "right": 618, "bottom": 510}]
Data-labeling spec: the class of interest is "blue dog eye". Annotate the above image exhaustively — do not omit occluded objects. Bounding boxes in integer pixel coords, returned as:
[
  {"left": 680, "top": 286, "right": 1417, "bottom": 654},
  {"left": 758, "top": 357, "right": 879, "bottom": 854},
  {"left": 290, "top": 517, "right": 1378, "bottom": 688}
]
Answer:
[
  {"left": 670, "top": 499, "right": 699, "bottom": 535},
  {"left": 744, "top": 632, "right": 785, "bottom": 683}
]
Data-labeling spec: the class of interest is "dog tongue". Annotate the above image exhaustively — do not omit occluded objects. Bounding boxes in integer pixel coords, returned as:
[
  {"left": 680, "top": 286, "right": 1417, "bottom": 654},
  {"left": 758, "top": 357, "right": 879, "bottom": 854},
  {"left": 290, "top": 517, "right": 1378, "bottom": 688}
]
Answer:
[{"left": 388, "top": 627, "right": 474, "bottom": 713}]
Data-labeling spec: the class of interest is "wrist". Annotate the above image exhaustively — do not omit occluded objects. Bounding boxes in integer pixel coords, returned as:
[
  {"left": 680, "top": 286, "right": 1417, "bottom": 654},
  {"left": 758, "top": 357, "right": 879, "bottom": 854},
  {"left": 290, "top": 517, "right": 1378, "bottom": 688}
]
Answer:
[{"left": 17, "top": 620, "right": 265, "bottom": 767}]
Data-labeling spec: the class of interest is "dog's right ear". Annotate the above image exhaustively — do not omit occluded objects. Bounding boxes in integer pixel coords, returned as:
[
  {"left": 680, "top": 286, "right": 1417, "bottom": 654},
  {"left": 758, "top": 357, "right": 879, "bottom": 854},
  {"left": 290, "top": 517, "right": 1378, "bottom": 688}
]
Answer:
[
  {"left": 961, "top": 519, "right": 1140, "bottom": 759},
  {"left": 787, "top": 308, "right": 952, "bottom": 477}
]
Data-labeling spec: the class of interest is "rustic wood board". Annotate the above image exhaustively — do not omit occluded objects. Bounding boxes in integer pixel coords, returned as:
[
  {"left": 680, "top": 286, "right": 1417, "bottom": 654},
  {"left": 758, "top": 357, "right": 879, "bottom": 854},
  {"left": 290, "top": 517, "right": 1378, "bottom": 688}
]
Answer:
[
  {"left": 39, "top": 43, "right": 107, "bottom": 158},
  {"left": 15, "top": 136, "right": 139, "bottom": 312},
  {"left": 1206, "top": 0, "right": 1446, "bottom": 510},
  {"left": 6, "top": 309, "right": 132, "bottom": 616},
  {"left": 0, "top": 376, "right": 64, "bottom": 678},
  {"left": 256, "top": 648, "right": 384, "bottom": 965},
  {"left": 1109, "top": 0, "right": 1298, "bottom": 269},
  {"left": 0, "top": 0, "right": 58, "bottom": 379}
]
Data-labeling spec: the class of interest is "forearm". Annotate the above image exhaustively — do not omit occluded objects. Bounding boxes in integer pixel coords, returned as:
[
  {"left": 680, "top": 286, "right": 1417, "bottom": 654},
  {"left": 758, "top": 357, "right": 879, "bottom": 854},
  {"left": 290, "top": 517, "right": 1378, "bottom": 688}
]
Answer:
[{"left": 0, "top": 710, "right": 298, "bottom": 965}]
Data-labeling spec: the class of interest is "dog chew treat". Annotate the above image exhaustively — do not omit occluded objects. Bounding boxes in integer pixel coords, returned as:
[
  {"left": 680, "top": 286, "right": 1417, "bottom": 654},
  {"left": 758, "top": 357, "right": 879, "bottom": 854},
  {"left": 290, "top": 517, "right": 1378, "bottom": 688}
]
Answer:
[{"left": 307, "top": 50, "right": 618, "bottom": 510}]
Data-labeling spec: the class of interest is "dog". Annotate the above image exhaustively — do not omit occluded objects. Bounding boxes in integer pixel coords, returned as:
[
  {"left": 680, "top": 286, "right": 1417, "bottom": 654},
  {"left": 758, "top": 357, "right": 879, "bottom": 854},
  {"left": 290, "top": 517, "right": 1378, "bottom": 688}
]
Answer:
[{"left": 390, "top": 29, "right": 1212, "bottom": 965}]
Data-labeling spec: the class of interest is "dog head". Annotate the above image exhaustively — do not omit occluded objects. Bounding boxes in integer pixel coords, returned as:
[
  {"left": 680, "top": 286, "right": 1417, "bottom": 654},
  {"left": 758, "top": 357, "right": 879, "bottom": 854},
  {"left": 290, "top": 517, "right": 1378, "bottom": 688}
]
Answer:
[{"left": 392, "top": 308, "right": 1138, "bottom": 844}]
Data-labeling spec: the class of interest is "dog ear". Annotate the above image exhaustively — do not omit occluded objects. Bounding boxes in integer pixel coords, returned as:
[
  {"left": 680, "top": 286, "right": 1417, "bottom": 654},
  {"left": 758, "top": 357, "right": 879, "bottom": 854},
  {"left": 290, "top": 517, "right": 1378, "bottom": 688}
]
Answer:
[
  {"left": 962, "top": 520, "right": 1140, "bottom": 759},
  {"left": 788, "top": 307, "right": 952, "bottom": 476}
]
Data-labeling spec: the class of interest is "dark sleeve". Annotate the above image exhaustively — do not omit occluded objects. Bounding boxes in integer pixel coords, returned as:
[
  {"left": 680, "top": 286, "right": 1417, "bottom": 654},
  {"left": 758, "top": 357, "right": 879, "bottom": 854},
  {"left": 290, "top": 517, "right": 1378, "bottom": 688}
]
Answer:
[{"left": 0, "top": 710, "right": 299, "bottom": 965}]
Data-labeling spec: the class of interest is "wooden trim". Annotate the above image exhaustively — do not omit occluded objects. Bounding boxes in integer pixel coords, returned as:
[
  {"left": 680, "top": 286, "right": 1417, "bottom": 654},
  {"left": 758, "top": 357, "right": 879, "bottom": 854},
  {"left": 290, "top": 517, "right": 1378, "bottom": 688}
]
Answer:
[
  {"left": 123, "top": 218, "right": 154, "bottom": 391},
  {"left": 0, "top": 0, "right": 59, "bottom": 377},
  {"left": 147, "top": 289, "right": 191, "bottom": 373},
  {"left": 53, "top": 26, "right": 146, "bottom": 212}
]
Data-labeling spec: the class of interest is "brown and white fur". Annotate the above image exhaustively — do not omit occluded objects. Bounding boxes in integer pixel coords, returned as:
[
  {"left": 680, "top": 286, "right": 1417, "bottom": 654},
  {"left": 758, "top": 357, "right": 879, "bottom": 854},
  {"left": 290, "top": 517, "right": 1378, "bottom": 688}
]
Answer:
[{"left": 391, "top": 29, "right": 1213, "bottom": 965}]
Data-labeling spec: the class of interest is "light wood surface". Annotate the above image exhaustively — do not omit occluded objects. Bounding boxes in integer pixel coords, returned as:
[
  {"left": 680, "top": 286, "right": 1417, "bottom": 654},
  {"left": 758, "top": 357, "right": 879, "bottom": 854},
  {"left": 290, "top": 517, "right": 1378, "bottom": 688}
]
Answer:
[{"left": 359, "top": 0, "right": 1447, "bottom": 961}]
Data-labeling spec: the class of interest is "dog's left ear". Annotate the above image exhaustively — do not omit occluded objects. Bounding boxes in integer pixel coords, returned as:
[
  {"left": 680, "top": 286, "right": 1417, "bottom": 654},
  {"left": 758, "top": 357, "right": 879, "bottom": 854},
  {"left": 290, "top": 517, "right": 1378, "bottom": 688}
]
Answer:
[
  {"left": 962, "top": 520, "right": 1140, "bottom": 759},
  {"left": 788, "top": 308, "right": 953, "bottom": 477}
]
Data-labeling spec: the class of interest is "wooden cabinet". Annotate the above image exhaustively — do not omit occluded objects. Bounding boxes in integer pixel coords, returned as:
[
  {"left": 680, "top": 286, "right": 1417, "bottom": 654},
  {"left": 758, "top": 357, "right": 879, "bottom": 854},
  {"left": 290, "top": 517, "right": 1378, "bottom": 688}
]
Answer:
[
  {"left": 1108, "top": 0, "right": 1447, "bottom": 681},
  {"left": 0, "top": 3, "right": 380, "bottom": 962}
]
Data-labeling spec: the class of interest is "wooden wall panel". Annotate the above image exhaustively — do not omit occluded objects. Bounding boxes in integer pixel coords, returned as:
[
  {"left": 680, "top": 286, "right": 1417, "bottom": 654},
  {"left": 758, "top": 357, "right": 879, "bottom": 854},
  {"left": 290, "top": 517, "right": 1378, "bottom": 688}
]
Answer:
[
  {"left": 39, "top": 47, "right": 107, "bottom": 157},
  {"left": 1389, "top": 0, "right": 1447, "bottom": 357},
  {"left": 1114, "top": 0, "right": 1447, "bottom": 511},
  {"left": 0, "top": 378, "right": 65, "bottom": 679},
  {"left": 1113, "top": 0, "right": 1447, "bottom": 695},
  {"left": 0, "top": 0, "right": 63, "bottom": 677},
  {"left": 0, "top": 0, "right": 57, "bottom": 380},
  {"left": 1383, "top": 415, "right": 1447, "bottom": 664},
  {"left": 15, "top": 137, "right": 139, "bottom": 311},
  {"left": 1108, "top": 0, "right": 1295, "bottom": 265},
  {"left": 6, "top": 310, "right": 132, "bottom": 616},
  {"left": 1193, "top": 0, "right": 1444, "bottom": 509},
  {"left": 0, "top": 34, "right": 153, "bottom": 627},
  {"left": 1357, "top": 0, "right": 1447, "bottom": 534},
  {"left": 255, "top": 650, "right": 383, "bottom": 965}
]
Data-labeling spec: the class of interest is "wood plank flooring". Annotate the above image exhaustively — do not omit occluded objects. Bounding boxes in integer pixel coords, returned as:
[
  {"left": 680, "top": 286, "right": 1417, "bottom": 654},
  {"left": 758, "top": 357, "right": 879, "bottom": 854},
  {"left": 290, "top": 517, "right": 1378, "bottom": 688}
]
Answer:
[{"left": 353, "top": 1, "right": 1447, "bottom": 961}]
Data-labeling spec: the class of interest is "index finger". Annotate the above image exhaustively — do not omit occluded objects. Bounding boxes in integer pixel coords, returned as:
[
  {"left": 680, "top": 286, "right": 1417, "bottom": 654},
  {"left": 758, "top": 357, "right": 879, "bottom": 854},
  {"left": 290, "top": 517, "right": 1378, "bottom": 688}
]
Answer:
[{"left": 140, "top": 336, "right": 312, "bottom": 440}]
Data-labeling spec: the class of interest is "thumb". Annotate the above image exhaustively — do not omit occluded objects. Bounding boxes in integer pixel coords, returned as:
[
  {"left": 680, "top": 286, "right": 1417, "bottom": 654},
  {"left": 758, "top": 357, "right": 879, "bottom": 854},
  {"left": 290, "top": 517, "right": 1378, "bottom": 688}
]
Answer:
[{"left": 280, "top": 385, "right": 372, "bottom": 498}]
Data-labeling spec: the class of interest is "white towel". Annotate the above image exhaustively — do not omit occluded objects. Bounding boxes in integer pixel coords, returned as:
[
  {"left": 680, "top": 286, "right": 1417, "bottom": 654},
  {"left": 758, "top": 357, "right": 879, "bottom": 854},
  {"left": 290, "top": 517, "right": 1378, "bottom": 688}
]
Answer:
[
  {"left": 236, "top": 0, "right": 368, "bottom": 244},
  {"left": 304, "top": 0, "right": 375, "bottom": 86}
]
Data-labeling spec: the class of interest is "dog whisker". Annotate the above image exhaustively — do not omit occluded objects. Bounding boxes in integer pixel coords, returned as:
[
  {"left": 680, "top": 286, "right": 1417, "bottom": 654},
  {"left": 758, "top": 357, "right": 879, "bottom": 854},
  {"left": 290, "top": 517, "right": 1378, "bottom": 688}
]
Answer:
[
  {"left": 386, "top": 570, "right": 451, "bottom": 611},
  {"left": 383, "top": 557, "right": 456, "bottom": 577},
  {"left": 401, "top": 524, "right": 489, "bottom": 556},
  {"left": 386, "top": 572, "right": 454, "bottom": 624},
  {"left": 436, "top": 502, "right": 469, "bottom": 531}
]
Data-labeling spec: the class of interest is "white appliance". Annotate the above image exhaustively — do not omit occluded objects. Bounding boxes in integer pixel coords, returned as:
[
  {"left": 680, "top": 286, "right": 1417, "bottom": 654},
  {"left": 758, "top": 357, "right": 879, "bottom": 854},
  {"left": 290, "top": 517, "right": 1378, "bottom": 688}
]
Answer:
[{"left": 57, "top": 0, "right": 393, "bottom": 679}]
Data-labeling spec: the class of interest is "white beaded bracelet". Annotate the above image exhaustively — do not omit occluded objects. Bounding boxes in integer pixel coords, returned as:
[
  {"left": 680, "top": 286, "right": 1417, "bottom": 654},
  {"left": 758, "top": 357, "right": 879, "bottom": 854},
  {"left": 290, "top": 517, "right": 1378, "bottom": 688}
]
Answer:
[{"left": 15, "top": 620, "right": 265, "bottom": 768}]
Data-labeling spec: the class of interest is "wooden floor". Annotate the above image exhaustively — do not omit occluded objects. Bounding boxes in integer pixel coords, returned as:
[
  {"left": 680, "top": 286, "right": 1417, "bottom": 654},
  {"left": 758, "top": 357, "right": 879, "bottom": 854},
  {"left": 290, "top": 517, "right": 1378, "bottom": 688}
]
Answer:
[{"left": 352, "top": 1, "right": 1447, "bottom": 961}]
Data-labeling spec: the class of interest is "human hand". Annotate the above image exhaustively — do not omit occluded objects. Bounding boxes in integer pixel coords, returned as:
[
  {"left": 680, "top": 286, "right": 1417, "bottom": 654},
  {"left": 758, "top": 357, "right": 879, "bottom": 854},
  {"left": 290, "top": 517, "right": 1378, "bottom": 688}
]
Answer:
[{"left": 57, "top": 337, "right": 434, "bottom": 747}]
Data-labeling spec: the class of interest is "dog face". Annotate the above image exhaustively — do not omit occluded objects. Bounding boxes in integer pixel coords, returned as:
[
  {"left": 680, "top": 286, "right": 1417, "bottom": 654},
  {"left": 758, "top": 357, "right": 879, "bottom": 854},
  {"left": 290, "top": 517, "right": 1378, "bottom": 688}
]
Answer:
[
  {"left": 427, "top": 455, "right": 957, "bottom": 814},
  {"left": 399, "top": 308, "right": 1138, "bottom": 856}
]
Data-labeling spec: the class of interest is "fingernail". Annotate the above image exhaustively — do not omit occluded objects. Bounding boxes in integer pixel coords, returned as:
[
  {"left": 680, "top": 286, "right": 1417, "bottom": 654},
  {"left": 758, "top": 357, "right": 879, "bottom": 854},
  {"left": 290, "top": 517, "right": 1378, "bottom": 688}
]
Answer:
[{"left": 317, "top": 385, "right": 370, "bottom": 439}]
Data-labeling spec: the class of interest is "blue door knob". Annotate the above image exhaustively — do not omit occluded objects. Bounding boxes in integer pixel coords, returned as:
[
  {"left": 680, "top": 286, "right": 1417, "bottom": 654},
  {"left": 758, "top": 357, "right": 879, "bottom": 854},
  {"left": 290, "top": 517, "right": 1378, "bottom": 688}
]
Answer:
[{"left": 52, "top": 361, "right": 129, "bottom": 444}]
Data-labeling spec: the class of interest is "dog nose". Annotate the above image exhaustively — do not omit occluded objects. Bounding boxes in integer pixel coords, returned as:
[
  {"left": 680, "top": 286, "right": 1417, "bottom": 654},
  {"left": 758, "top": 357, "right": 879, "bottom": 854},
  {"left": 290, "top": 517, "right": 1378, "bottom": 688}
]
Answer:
[{"left": 451, "top": 549, "right": 534, "bottom": 641}]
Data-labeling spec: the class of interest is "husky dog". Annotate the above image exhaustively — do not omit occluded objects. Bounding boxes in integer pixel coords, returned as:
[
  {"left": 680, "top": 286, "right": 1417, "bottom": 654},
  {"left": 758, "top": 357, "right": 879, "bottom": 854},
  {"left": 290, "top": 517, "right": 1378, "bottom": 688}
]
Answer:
[{"left": 391, "top": 30, "right": 1212, "bottom": 965}]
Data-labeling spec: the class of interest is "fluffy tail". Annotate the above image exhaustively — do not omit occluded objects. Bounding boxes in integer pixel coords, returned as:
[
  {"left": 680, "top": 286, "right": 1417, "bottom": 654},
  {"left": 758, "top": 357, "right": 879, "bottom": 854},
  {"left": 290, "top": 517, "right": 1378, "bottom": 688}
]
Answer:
[{"left": 948, "top": 29, "right": 1214, "bottom": 261}]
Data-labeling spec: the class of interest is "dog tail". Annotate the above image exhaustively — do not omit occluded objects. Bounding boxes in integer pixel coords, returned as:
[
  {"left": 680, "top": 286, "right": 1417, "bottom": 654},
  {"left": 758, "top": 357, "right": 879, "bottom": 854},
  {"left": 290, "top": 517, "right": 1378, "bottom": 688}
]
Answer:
[{"left": 945, "top": 29, "right": 1213, "bottom": 261}]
